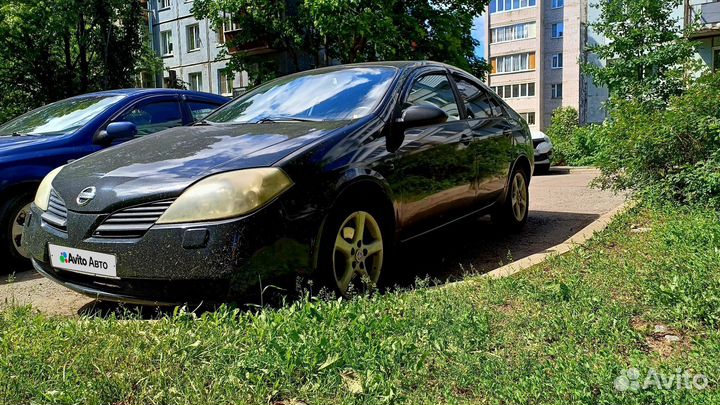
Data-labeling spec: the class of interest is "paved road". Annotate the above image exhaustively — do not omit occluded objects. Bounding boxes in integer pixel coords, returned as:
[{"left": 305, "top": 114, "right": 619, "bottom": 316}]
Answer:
[{"left": 0, "top": 168, "right": 626, "bottom": 316}]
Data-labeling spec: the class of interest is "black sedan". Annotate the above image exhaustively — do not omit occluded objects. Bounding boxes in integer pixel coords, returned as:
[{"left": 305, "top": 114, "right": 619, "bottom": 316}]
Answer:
[{"left": 23, "top": 61, "right": 534, "bottom": 304}]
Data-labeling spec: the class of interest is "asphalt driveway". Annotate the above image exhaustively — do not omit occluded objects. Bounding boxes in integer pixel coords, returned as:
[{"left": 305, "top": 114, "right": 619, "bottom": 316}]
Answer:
[{"left": 0, "top": 168, "right": 626, "bottom": 316}]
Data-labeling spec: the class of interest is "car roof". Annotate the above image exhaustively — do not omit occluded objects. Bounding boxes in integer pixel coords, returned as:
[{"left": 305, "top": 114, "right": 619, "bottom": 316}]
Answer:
[
  {"left": 308, "top": 60, "right": 454, "bottom": 71},
  {"left": 71, "top": 88, "right": 229, "bottom": 100},
  {"left": 270, "top": 61, "right": 473, "bottom": 85}
]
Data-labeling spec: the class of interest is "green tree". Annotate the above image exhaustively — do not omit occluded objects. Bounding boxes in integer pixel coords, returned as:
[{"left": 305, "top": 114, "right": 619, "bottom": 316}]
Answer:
[
  {"left": 192, "top": 0, "right": 490, "bottom": 85},
  {"left": 582, "top": 0, "right": 698, "bottom": 107},
  {"left": 0, "top": 0, "right": 160, "bottom": 123}
]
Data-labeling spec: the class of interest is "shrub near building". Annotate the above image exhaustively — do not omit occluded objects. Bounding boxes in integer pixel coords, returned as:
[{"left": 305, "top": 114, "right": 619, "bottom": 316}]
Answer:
[
  {"left": 594, "top": 72, "right": 720, "bottom": 208},
  {"left": 546, "top": 106, "right": 603, "bottom": 167}
]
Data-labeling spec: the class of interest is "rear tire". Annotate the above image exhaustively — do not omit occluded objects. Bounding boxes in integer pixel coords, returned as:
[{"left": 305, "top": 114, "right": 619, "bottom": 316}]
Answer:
[
  {"left": 317, "top": 201, "right": 391, "bottom": 297},
  {"left": 492, "top": 167, "right": 529, "bottom": 232},
  {"left": 1, "top": 191, "right": 35, "bottom": 273},
  {"left": 535, "top": 163, "right": 550, "bottom": 175}
]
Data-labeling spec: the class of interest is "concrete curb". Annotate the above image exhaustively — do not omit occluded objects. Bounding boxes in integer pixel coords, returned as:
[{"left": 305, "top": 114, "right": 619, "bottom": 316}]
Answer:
[
  {"left": 550, "top": 166, "right": 597, "bottom": 173},
  {"left": 446, "top": 199, "right": 634, "bottom": 287}
]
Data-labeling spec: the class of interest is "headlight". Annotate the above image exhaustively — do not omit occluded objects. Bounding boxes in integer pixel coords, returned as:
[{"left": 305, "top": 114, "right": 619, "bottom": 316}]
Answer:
[
  {"left": 34, "top": 166, "right": 65, "bottom": 211},
  {"left": 156, "top": 168, "right": 293, "bottom": 224}
]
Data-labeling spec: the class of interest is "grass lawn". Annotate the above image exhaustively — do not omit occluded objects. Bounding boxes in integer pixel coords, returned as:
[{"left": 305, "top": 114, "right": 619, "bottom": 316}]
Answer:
[{"left": 1, "top": 203, "right": 719, "bottom": 405}]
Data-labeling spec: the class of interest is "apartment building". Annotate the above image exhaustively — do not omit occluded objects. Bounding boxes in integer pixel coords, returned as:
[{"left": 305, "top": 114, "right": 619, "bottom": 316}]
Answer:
[
  {"left": 686, "top": 0, "right": 720, "bottom": 71},
  {"left": 146, "top": 0, "right": 249, "bottom": 95},
  {"left": 484, "top": 0, "right": 607, "bottom": 130}
]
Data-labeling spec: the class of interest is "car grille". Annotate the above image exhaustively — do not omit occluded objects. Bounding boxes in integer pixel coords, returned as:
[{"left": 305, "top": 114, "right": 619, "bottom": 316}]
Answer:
[
  {"left": 41, "top": 190, "right": 68, "bottom": 232},
  {"left": 93, "top": 199, "right": 175, "bottom": 239}
]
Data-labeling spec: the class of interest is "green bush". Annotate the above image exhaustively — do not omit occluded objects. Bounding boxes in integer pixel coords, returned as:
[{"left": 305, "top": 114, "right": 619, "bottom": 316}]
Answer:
[
  {"left": 546, "top": 107, "right": 603, "bottom": 166},
  {"left": 594, "top": 72, "right": 720, "bottom": 207}
]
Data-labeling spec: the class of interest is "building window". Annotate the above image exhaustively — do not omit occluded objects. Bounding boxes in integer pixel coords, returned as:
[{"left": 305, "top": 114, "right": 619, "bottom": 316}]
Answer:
[
  {"left": 186, "top": 24, "right": 200, "bottom": 52},
  {"left": 491, "top": 52, "right": 536, "bottom": 74},
  {"left": 552, "top": 53, "right": 563, "bottom": 69},
  {"left": 551, "top": 83, "right": 563, "bottom": 99},
  {"left": 188, "top": 72, "right": 203, "bottom": 91},
  {"left": 551, "top": 0, "right": 563, "bottom": 8},
  {"left": 520, "top": 112, "right": 536, "bottom": 125},
  {"left": 491, "top": 22, "right": 537, "bottom": 43},
  {"left": 490, "top": 0, "right": 537, "bottom": 13},
  {"left": 160, "top": 30, "right": 173, "bottom": 56},
  {"left": 491, "top": 82, "right": 536, "bottom": 99},
  {"left": 219, "top": 69, "right": 234, "bottom": 96},
  {"left": 551, "top": 22, "right": 564, "bottom": 38},
  {"left": 159, "top": 0, "right": 171, "bottom": 9},
  {"left": 714, "top": 48, "right": 720, "bottom": 72}
]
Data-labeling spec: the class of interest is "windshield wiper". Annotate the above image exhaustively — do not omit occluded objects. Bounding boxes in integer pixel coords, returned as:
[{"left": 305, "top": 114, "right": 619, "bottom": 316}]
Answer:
[
  {"left": 195, "top": 120, "right": 213, "bottom": 126},
  {"left": 254, "top": 116, "right": 320, "bottom": 124}
]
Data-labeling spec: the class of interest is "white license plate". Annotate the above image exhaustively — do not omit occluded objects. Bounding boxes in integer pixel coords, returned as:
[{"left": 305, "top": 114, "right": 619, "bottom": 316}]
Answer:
[{"left": 48, "top": 244, "right": 117, "bottom": 279}]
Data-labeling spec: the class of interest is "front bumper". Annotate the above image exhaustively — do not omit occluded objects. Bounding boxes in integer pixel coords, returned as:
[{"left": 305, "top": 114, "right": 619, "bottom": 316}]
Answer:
[{"left": 23, "top": 200, "right": 321, "bottom": 304}]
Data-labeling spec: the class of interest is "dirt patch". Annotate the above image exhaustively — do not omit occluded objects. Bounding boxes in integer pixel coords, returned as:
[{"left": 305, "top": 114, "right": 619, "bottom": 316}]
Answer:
[{"left": 632, "top": 317, "right": 691, "bottom": 357}]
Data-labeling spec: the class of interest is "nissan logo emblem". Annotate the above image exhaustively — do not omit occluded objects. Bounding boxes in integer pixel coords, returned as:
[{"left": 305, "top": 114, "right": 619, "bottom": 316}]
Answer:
[{"left": 76, "top": 186, "right": 96, "bottom": 206}]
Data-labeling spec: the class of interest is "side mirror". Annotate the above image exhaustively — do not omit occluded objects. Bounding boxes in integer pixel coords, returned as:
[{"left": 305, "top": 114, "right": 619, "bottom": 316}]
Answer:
[
  {"left": 397, "top": 105, "right": 448, "bottom": 129},
  {"left": 387, "top": 105, "right": 448, "bottom": 152},
  {"left": 94, "top": 121, "right": 137, "bottom": 145}
]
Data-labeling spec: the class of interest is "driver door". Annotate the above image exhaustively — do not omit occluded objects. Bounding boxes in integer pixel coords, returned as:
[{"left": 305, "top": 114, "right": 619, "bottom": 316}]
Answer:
[
  {"left": 105, "top": 96, "right": 184, "bottom": 145},
  {"left": 386, "top": 69, "right": 477, "bottom": 239}
]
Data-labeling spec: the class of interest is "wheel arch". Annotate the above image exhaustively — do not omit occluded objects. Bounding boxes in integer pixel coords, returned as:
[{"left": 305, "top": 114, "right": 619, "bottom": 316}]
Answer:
[
  {"left": 0, "top": 181, "right": 40, "bottom": 203},
  {"left": 512, "top": 154, "right": 533, "bottom": 184},
  {"left": 499, "top": 154, "right": 532, "bottom": 205},
  {"left": 332, "top": 177, "right": 396, "bottom": 231}
]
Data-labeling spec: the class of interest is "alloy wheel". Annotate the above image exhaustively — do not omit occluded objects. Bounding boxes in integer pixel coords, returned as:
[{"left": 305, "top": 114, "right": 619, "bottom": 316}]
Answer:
[
  {"left": 510, "top": 172, "right": 528, "bottom": 222},
  {"left": 11, "top": 202, "right": 32, "bottom": 258},
  {"left": 332, "top": 210, "right": 384, "bottom": 295}
]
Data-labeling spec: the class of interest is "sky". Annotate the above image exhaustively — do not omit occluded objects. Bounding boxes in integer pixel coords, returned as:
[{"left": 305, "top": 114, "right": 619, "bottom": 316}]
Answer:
[{"left": 472, "top": 14, "right": 487, "bottom": 60}]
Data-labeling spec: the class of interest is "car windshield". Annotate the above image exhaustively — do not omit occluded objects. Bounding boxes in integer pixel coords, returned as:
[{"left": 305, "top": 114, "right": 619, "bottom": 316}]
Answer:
[
  {"left": 205, "top": 67, "right": 397, "bottom": 124},
  {"left": 0, "top": 94, "right": 126, "bottom": 136}
]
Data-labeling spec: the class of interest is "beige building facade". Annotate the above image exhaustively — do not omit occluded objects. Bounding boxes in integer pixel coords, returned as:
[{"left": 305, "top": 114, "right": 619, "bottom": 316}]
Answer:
[{"left": 485, "top": 0, "right": 605, "bottom": 130}]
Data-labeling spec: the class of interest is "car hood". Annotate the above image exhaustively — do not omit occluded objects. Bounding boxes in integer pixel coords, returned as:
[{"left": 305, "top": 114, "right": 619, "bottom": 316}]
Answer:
[
  {"left": 530, "top": 130, "right": 548, "bottom": 141},
  {"left": 53, "top": 121, "right": 348, "bottom": 213}
]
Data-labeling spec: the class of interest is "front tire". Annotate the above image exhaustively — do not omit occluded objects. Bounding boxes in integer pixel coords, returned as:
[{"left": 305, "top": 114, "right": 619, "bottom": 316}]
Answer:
[
  {"left": 1, "top": 191, "right": 35, "bottom": 273},
  {"left": 492, "top": 167, "right": 529, "bottom": 232},
  {"left": 318, "top": 203, "right": 389, "bottom": 297}
]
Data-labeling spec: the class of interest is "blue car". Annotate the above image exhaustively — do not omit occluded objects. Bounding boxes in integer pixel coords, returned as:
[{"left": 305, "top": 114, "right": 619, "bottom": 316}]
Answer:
[{"left": 0, "top": 89, "right": 229, "bottom": 271}]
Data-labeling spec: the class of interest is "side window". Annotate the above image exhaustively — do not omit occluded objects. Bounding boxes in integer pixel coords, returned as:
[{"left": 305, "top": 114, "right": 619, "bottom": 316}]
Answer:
[
  {"left": 188, "top": 101, "right": 221, "bottom": 122},
  {"left": 486, "top": 95, "right": 506, "bottom": 117},
  {"left": 405, "top": 73, "right": 460, "bottom": 121},
  {"left": 118, "top": 101, "right": 183, "bottom": 136},
  {"left": 453, "top": 76, "right": 493, "bottom": 119}
]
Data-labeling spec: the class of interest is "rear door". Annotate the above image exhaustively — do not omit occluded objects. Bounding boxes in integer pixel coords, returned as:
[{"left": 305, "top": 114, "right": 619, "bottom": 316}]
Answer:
[
  {"left": 388, "top": 68, "right": 476, "bottom": 238},
  {"left": 452, "top": 73, "right": 512, "bottom": 204},
  {"left": 183, "top": 97, "right": 226, "bottom": 123}
]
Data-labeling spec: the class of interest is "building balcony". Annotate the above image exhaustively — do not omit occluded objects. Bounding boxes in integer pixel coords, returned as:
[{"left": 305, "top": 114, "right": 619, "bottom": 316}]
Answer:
[
  {"left": 223, "top": 29, "right": 276, "bottom": 56},
  {"left": 688, "top": 1, "right": 720, "bottom": 36}
]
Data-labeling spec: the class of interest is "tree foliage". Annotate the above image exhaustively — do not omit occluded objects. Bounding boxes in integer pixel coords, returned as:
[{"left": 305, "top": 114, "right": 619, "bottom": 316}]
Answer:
[
  {"left": 192, "top": 0, "right": 490, "bottom": 85},
  {"left": 0, "top": 0, "right": 160, "bottom": 123},
  {"left": 582, "top": 0, "right": 698, "bottom": 107}
]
